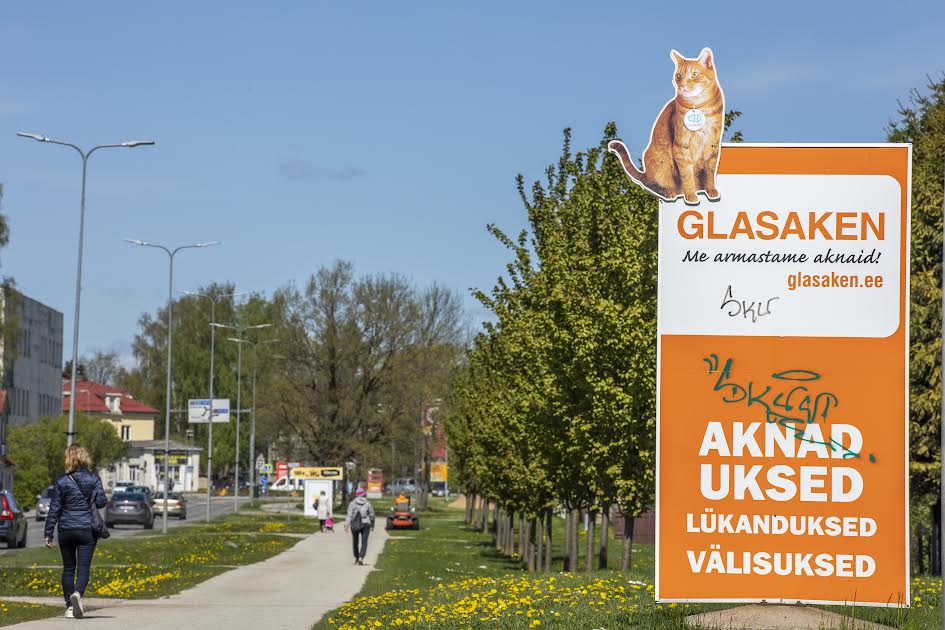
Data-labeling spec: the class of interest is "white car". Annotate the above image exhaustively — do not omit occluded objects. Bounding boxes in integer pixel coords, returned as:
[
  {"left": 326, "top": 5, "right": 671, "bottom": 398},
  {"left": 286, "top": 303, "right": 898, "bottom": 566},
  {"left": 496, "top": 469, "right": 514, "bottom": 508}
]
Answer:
[{"left": 267, "top": 477, "right": 303, "bottom": 492}]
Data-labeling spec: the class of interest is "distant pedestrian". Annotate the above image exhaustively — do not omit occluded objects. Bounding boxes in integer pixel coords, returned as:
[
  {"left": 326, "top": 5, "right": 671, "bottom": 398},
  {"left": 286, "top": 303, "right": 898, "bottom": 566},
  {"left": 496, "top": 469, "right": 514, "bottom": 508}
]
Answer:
[
  {"left": 315, "top": 490, "right": 330, "bottom": 532},
  {"left": 44, "top": 444, "right": 107, "bottom": 619},
  {"left": 344, "top": 488, "right": 375, "bottom": 565}
]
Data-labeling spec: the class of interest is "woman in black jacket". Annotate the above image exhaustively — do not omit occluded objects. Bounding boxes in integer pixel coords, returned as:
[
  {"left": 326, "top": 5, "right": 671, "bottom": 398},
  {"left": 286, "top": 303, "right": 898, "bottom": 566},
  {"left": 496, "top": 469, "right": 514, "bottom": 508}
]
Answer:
[{"left": 44, "top": 444, "right": 107, "bottom": 619}]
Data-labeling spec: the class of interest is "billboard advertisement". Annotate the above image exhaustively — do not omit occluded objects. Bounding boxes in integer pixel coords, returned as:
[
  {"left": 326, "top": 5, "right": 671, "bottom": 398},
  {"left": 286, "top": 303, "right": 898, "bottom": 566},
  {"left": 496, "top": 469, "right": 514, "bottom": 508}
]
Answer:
[{"left": 655, "top": 144, "right": 910, "bottom": 606}]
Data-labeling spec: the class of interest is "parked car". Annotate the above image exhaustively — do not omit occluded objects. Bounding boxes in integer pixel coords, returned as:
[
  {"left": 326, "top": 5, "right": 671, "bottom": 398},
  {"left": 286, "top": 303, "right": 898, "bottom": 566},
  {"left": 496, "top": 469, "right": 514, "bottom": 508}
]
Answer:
[
  {"left": 267, "top": 477, "right": 302, "bottom": 493},
  {"left": 431, "top": 481, "right": 448, "bottom": 497},
  {"left": 35, "top": 485, "right": 55, "bottom": 521},
  {"left": 111, "top": 480, "right": 135, "bottom": 494},
  {"left": 104, "top": 492, "right": 154, "bottom": 529},
  {"left": 152, "top": 492, "right": 187, "bottom": 519},
  {"left": 0, "top": 490, "right": 27, "bottom": 548},
  {"left": 387, "top": 478, "right": 418, "bottom": 495}
]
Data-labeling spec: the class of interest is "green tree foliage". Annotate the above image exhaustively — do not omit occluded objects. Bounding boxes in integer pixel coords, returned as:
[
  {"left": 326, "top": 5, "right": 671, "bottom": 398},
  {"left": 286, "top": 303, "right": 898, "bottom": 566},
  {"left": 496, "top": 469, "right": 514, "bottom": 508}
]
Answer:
[
  {"left": 889, "top": 76, "right": 945, "bottom": 575},
  {"left": 79, "top": 351, "right": 126, "bottom": 386},
  {"left": 887, "top": 76, "right": 945, "bottom": 499},
  {"left": 447, "top": 124, "right": 660, "bottom": 570},
  {"left": 263, "top": 261, "right": 465, "bottom": 477},
  {"left": 8, "top": 414, "right": 126, "bottom": 507}
]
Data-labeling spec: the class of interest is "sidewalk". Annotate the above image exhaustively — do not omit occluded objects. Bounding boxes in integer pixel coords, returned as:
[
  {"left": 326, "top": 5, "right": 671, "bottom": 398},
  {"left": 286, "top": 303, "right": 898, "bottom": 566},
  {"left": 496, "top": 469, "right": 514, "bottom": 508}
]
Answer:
[{"left": 7, "top": 524, "right": 388, "bottom": 630}]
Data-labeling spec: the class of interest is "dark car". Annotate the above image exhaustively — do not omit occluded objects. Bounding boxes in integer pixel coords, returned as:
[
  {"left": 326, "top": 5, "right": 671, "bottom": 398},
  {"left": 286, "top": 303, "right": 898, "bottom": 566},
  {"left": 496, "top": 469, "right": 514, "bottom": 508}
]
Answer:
[
  {"left": 104, "top": 492, "right": 154, "bottom": 529},
  {"left": 35, "top": 485, "right": 55, "bottom": 521},
  {"left": 126, "top": 485, "right": 154, "bottom": 504},
  {"left": 0, "top": 490, "right": 27, "bottom": 548}
]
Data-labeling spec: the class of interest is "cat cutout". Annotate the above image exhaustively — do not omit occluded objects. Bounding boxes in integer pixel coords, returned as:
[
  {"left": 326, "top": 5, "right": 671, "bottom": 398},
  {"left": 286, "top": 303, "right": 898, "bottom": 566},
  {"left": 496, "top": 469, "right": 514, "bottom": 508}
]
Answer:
[{"left": 608, "top": 47, "right": 725, "bottom": 205}]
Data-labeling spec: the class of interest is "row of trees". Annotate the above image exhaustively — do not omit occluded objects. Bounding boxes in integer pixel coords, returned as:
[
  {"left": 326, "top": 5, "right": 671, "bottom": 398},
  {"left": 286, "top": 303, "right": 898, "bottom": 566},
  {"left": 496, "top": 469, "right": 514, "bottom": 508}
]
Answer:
[
  {"left": 116, "top": 263, "right": 466, "bottom": 486},
  {"left": 446, "top": 123, "right": 661, "bottom": 572},
  {"left": 896, "top": 76, "right": 945, "bottom": 574}
]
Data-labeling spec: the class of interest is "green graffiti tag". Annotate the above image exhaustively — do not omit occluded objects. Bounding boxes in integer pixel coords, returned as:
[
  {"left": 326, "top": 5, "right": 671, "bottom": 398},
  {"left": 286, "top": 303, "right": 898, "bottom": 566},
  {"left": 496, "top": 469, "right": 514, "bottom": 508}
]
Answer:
[{"left": 701, "top": 354, "right": 873, "bottom": 462}]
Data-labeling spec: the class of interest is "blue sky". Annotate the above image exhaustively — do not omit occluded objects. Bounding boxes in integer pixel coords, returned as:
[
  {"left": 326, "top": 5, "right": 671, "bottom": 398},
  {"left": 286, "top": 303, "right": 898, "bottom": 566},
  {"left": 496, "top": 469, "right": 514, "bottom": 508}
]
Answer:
[{"left": 2, "top": 1, "right": 943, "bottom": 366}]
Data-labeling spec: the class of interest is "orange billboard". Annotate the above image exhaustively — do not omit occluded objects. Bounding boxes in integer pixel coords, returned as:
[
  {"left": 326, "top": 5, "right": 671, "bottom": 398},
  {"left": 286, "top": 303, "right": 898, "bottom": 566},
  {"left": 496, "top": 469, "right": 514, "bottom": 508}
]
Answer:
[{"left": 656, "top": 144, "right": 910, "bottom": 606}]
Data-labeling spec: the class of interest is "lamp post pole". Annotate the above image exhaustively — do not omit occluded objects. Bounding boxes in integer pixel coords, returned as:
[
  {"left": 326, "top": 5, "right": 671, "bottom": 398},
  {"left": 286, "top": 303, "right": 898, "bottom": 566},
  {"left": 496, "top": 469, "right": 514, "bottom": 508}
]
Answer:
[
  {"left": 17, "top": 132, "right": 154, "bottom": 445},
  {"left": 246, "top": 339, "right": 276, "bottom": 500},
  {"left": 212, "top": 322, "right": 271, "bottom": 513},
  {"left": 126, "top": 239, "right": 220, "bottom": 533},
  {"left": 181, "top": 290, "right": 247, "bottom": 522}
]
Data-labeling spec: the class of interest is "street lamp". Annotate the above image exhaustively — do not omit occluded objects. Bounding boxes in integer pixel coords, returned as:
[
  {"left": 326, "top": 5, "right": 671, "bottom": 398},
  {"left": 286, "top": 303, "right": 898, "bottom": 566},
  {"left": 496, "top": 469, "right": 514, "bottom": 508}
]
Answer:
[
  {"left": 212, "top": 322, "right": 271, "bottom": 513},
  {"left": 180, "top": 289, "right": 249, "bottom": 522},
  {"left": 239, "top": 338, "right": 278, "bottom": 500},
  {"left": 18, "top": 132, "right": 154, "bottom": 445},
  {"left": 126, "top": 238, "right": 220, "bottom": 533}
]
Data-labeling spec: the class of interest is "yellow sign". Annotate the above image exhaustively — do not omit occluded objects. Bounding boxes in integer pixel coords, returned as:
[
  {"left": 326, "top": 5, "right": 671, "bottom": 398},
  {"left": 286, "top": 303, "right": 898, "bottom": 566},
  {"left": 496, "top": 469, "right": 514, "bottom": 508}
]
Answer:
[
  {"left": 430, "top": 463, "right": 448, "bottom": 483},
  {"left": 289, "top": 466, "right": 343, "bottom": 480}
]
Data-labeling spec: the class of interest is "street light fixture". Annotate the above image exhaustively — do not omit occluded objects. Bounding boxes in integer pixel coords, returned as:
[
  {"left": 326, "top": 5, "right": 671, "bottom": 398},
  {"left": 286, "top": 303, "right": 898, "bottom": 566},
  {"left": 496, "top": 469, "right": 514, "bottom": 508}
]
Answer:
[
  {"left": 126, "top": 238, "right": 220, "bottom": 533},
  {"left": 18, "top": 131, "right": 154, "bottom": 446},
  {"left": 179, "top": 289, "right": 249, "bottom": 522},
  {"left": 212, "top": 322, "right": 271, "bottom": 513}
]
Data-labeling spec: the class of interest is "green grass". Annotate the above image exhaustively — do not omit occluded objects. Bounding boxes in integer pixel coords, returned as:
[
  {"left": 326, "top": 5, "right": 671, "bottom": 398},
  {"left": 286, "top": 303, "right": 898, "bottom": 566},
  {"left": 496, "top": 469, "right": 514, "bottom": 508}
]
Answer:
[
  {"left": 0, "top": 600, "right": 63, "bottom": 626},
  {"left": 316, "top": 500, "right": 942, "bottom": 629},
  {"left": 0, "top": 511, "right": 318, "bottom": 601}
]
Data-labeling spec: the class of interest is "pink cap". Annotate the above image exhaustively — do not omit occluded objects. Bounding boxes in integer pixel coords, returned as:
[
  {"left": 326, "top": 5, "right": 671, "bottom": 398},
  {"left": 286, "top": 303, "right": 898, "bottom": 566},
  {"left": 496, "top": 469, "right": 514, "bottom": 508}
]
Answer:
[{"left": 355, "top": 488, "right": 365, "bottom": 496}]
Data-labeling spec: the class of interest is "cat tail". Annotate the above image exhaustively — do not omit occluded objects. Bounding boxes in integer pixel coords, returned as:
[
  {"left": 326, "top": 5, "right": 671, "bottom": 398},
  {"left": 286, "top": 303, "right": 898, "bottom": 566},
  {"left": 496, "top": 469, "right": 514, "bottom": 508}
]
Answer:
[{"left": 607, "top": 140, "right": 661, "bottom": 196}]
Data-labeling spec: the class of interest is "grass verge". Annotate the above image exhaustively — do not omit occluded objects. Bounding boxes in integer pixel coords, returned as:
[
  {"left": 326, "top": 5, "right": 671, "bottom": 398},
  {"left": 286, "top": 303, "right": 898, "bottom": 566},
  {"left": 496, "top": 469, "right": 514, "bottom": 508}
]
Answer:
[
  {"left": 316, "top": 500, "right": 942, "bottom": 629},
  {"left": 0, "top": 511, "right": 317, "bottom": 602},
  {"left": 0, "top": 600, "right": 63, "bottom": 626}
]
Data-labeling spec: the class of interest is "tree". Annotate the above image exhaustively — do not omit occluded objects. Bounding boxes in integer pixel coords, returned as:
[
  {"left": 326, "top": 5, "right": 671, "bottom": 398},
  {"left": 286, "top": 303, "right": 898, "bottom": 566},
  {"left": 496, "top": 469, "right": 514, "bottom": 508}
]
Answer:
[
  {"left": 8, "top": 414, "right": 126, "bottom": 508},
  {"left": 887, "top": 75, "right": 945, "bottom": 572},
  {"left": 449, "top": 125, "right": 659, "bottom": 572},
  {"left": 80, "top": 351, "right": 125, "bottom": 385},
  {"left": 120, "top": 282, "right": 262, "bottom": 477},
  {"left": 263, "top": 262, "right": 465, "bottom": 480}
]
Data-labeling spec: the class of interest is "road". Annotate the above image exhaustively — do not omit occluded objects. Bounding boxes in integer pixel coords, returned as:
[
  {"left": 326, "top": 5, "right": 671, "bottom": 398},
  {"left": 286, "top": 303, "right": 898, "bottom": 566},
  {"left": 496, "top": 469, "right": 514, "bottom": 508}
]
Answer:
[{"left": 1, "top": 494, "right": 252, "bottom": 552}]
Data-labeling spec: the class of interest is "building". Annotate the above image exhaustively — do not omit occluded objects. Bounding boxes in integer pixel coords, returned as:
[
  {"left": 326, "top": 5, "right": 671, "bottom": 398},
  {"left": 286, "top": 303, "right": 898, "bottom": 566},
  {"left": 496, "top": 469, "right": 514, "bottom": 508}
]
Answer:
[
  {"left": 63, "top": 380, "right": 157, "bottom": 442},
  {"left": 0, "top": 289, "right": 63, "bottom": 493},
  {"left": 63, "top": 380, "right": 201, "bottom": 492},
  {"left": 0, "top": 391, "right": 11, "bottom": 492},
  {"left": 1, "top": 290, "right": 64, "bottom": 426}
]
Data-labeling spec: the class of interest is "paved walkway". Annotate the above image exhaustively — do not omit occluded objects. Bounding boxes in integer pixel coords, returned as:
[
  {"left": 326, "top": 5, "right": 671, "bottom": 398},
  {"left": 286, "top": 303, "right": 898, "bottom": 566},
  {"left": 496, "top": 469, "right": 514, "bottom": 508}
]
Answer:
[{"left": 7, "top": 525, "right": 388, "bottom": 630}]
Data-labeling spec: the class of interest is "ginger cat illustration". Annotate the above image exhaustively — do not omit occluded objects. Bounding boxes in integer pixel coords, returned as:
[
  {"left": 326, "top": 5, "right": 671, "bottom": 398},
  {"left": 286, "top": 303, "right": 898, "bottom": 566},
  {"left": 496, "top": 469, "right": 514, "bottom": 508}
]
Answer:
[{"left": 608, "top": 47, "right": 724, "bottom": 204}]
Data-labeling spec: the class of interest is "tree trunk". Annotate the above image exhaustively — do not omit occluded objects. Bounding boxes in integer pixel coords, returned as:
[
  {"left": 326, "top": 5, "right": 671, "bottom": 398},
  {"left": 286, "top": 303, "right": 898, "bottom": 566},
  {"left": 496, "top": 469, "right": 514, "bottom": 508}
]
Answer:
[
  {"left": 569, "top": 509, "right": 580, "bottom": 572},
  {"left": 563, "top": 508, "right": 572, "bottom": 571},
  {"left": 519, "top": 512, "right": 526, "bottom": 563},
  {"left": 621, "top": 512, "right": 635, "bottom": 572},
  {"left": 535, "top": 516, "right": 543, "bottom": 572},
  {"left": 544, "top": 511, "right": 553, "bottom": 572},
  {"left": 598, "top": 506, "right": 609, "bottom": 570},
  {"left": 525, "top": 518, "right": 534, "bottom": 570},
  {"left": 465, "top": 493, "right": 474, "bottom": 523},
  {"left": 509, "top": 512, "right": 516, "bottom": 556},
  {"left": 585, "top": 510, "right": 596, "bottom": 573},
  {"left": 498, "top": 510, "right": 505, "bottom": 553}
]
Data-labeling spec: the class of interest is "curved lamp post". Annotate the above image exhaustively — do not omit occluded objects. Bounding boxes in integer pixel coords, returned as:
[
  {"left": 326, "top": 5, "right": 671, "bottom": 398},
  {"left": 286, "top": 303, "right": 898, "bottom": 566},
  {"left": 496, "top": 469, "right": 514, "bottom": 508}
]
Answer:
[
  {"left": 126, "top": 239, "right": 220, "bottom": 533},
  {"left": 212, "top": 322, "right": 271, "bottom": 513},
  {"left": 180, "top": 289, "right": 249, "bottom": 522},
  {"left": 17, "top": 132, "right": 154, "bottom": 445}
]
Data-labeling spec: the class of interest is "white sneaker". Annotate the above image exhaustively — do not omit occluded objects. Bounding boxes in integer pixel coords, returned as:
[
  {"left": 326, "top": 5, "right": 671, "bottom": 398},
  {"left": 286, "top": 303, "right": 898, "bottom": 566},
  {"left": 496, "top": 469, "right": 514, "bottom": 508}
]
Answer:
[
  {"left": 64, "top": 607, "right": 74, "bottom": 618},
  {"left": 70, "top": 592, "right": 84, "bottom": 619}
]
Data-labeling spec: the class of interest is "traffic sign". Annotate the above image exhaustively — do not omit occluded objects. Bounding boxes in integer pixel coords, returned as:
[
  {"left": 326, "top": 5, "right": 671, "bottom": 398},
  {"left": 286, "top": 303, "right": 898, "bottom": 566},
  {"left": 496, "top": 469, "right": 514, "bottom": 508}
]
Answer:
[{"left": 188, "top": 399, "right": 231, "bottom": 423}]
